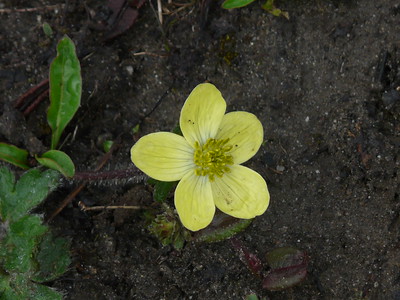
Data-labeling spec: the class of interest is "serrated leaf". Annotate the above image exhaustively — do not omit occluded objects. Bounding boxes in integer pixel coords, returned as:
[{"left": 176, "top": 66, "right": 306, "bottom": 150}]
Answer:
[
  {"left": 0, "top": 273, "right": 14, "bottom": 300},
  {"left": 48, "top": 36, "right": 81, "bottom": 149},
  {"left": 36, "top": 150, "right": 75, "bottom": 178},
  {"left": 29, "top": 283, "right": 63, "bottom": 300},
  {"left": 222, "top": 0, "right": 256, "bottom": 9},
  {"left": 0, "top": 215, "right": 48, "bottom": 273},
  {"left": 0, "top": 285, "right": 17, "bottom": 300},
  {"left": 33, "top": 233, "right": 70, "bottom": 283},
  {"left": 0, "top": 143, "right": 29, "bottom": 170},
  {"left": 0, "top": 168, "right": 60, "bottom": 221},
  {"left": 5, "top": 273, "right": 30, "bottom": 299},
  {"left": 0, "top": 167, "right": 15, "bottom": 219}
]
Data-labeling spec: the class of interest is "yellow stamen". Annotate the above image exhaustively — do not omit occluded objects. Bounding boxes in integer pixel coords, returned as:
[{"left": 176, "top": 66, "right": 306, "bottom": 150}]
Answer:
[{"left": 193, "top": 138, "right": 234, "bottom": 181}]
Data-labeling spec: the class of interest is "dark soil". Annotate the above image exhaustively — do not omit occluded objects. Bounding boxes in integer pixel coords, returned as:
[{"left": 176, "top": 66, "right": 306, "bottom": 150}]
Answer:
[{"left": 1, "top": 0, "right": 400, "bottom": 299}]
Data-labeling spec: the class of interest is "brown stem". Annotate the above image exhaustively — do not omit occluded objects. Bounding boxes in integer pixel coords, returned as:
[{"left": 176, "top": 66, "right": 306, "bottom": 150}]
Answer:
[
  {"left": 78, "top": 201, "right": 149, "bottom": 211},
  {"left": 73, "top": 169, "right": 143, "bottom": 182},
  {"left": 0, "top": 4, "right": 64, "bottom": 13},
  {"left": 23, "top": 89, "right": 49, "bottom": 116},
  {"left": 46, "top": 135, "right": 123, "bottom": 223},
  {"left": 13, "top": 79, "right": 49, "bottom": 109}
]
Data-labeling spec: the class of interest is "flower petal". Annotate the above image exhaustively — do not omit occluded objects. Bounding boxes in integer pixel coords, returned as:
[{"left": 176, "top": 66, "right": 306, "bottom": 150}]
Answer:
[
  {"left": 211, "top": 165, "right": 269, "bottom": 219},
  {"left": 175, "top": 172, "right": 215, "bottom": 231},
  {"left": 130, "top": 132, "right": 194, "bottom": 181},
  {"left": 215, "top": 111, "right": 263, "bottom": 164},
  {"left": 180, "top": 83, "right": 226, "bottom": 147}
]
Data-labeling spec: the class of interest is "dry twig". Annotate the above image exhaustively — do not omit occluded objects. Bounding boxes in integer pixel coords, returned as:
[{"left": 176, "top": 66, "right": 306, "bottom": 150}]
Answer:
[
  {"left": 78, "top": 201, "right": 147, "bottom": 211},
  {"left": 132, "top": 51, "right": 169, "bottom": 57},
  {"left": 0, "top": 4, "right": 64, "bottom": 13}
]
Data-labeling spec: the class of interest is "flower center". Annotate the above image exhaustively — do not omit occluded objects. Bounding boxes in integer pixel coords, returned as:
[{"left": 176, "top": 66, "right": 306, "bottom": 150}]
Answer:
[{"left": 193, "top": 138, "right": 234, "bottom": 181}]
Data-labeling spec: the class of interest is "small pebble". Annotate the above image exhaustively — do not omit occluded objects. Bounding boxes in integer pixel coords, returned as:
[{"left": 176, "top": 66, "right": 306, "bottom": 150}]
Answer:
[{"left": 126, "top": 65, "right": 134, "bottom": 75}]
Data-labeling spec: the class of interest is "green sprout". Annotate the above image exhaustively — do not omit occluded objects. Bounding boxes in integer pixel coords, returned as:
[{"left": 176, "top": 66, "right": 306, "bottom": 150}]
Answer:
[
  {"left": 0, "top": 36, "right": 81, "bottom": 178},
  {"left": 48, "top": 36, "right": 81, "bottom": 151},
  {"left": 222, "top": 0, "right": 289, "bottom": 19},
  {"left": 0, "top": 167, "right": 71, "bottom": 300},
  {"left": 42, "top": 22, "right": 54, "bottom": 37},
  {"left": 102, "top": 140, "right": 114, "bottom": 153},
  {"left": 131, "top": 124, "right": 140, "bottom": 134}
]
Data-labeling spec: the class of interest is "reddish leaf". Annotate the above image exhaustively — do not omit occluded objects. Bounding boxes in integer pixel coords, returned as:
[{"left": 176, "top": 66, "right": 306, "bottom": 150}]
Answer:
[
  {"left": 262, "top": 247, "right": 308, "bottom": 291},
  {"left": 231, "top": 237, "right": 263, "bottom": 276},
  {"left": 265, "top": 247, "right": 307, "bottom": 269},
  {"left": 103, "top": 0, "right": 140, "bottom": 41},
  {"left": 129, "top": 0, "right": 147, "bottom": 9},
  {"left": 108, "top": 0, "right": 125, "bottom": 13}
]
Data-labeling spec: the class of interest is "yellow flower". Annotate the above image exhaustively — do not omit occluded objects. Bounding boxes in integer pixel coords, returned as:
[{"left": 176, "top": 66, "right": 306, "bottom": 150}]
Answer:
[{"left": 130, "top": 83, "right": 270, "bottom": 231}]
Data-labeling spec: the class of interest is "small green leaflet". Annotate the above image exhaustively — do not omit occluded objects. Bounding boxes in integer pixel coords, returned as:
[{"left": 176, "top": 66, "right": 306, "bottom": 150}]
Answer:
[
  {"left": 222, "top": 0, "right": 256, "bottom": 9},
  {"left": 0, "top": 143, "right": 29, "bottom": 169},
  {"left": 35, "top": 150, "right": 75, "bottom": 178},
  {"left": 148, "top": 178, "right": 178, "bottom": 203},
  {"left": 42, "top": 22, "right": 53, "bottom": 37},
  {"left": 48, "top": 36, "right": 81, "bottom": 149}
]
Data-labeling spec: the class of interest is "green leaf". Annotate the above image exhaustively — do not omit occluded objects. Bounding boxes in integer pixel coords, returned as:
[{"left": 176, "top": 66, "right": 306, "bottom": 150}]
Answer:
[
  {"left": 246, "top": 294, "right": 260, "bottom": 300},
  {"left": 0, "top": 273, "right": 62, "bottom": 300},
  {"left": 148, "top": 179, "right": 178, "bottom": 203},
  {"left": 102, "top": 140, "right": 114, "bottom": 153},
  {"left": 261, "top": 0, "right": 289, "bottom": 19},
  {"left": 131, "top": 124, "right": 140, "bottom": 134},
  {"left": 0, "top": 273, "right": 14, "bottom": 300},
  {"left": 261, "top": 0, "right": 273, "bottom": 10},
  {"left": 0, "top": 143, "right": 29, "bottom": 170},
  {"left": 148, "top": 212, "right": 190, "bottom": 249},
  {"left": 33, "top": 233, "right": 71, "bottom": 283},
  {"left": 222, "top": 0, "right": 256, "bottom": 9},
  {"left": 171, "top": 124, "right": 182, "bottom": 136},
  {"left": 4, "top": 273, "right": 30, "bottom": 299},
  {"left": 42, "top": 22, "right": 53, "bottom": 37},
  {"left": 0, "top": 215, "right": 48, "bottom": 273},
  {"left": 193, "top": 213, "right": 253, "bottom": 243},
  {"left": 35, "top": 150, "right": 75, "bottom": 178},
  {"left": 0, "top": 167, "right": 15, "bottom": 219},
  {"left": 48, "top": 35, "right": 82, "bottom": 149},
  {"left": 0, "top": 168, "right": 60, "bottom": 221},
  {"left": 29, "top": 283, "right": 62, "bottom": 300}
]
